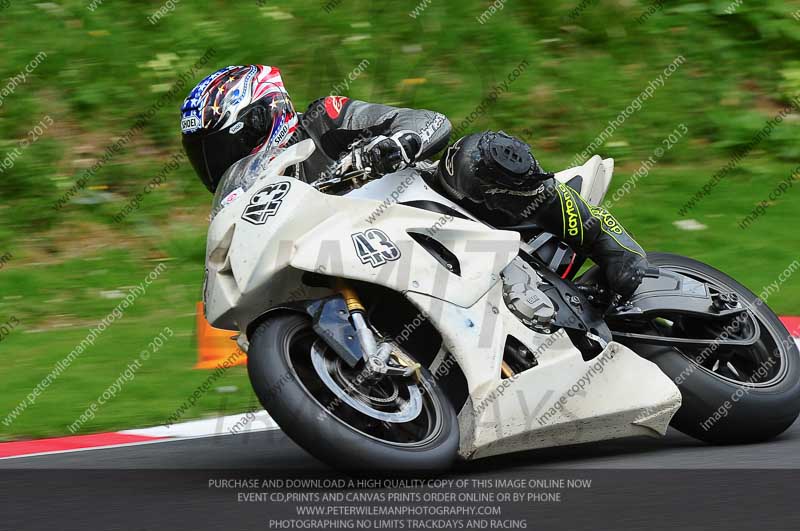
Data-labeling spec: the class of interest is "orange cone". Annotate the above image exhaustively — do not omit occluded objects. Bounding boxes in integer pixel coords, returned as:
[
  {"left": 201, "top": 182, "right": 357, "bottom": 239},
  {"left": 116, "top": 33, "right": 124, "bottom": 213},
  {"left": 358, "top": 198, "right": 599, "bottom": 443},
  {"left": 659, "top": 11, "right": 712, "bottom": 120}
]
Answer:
[{"left": 195, "top": 302, "right": 248, "bottom": 369}]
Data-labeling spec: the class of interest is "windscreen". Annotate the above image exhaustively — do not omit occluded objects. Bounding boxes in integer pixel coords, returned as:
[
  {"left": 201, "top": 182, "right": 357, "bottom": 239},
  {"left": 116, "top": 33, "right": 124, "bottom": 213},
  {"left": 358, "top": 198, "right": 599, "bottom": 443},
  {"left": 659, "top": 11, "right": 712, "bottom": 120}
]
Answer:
[{"left": 210, "top": 146, "right": 286, "bottom": 220}]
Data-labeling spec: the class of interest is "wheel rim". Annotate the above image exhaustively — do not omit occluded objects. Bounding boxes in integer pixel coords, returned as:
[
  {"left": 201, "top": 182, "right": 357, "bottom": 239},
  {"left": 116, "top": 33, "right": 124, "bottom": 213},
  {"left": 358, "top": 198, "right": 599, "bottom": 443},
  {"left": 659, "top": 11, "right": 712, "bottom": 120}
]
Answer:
[
  {"left": 648, "top": 264, "right": 787, "bottom": 387},
  {"left": 283, "top": 325, "right": 444, "bottom": 448}
]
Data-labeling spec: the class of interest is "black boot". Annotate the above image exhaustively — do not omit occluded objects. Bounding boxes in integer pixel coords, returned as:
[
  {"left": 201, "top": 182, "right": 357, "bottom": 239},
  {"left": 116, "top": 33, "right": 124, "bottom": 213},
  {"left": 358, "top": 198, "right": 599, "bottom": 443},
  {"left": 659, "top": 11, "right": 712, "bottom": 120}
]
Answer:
[{"left": 531, "top": 179, "right": 648, "bottom": 298}]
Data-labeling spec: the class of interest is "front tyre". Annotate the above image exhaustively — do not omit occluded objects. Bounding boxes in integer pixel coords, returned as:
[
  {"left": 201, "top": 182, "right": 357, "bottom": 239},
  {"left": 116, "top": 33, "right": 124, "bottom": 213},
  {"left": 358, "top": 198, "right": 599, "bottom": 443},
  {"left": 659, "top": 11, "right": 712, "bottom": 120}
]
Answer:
[
  {"left": 248, "top": 313, "right": 459, "bottom": 473},
  {"left": 624, "top": 253, "right": 800, "bottom": 444}
]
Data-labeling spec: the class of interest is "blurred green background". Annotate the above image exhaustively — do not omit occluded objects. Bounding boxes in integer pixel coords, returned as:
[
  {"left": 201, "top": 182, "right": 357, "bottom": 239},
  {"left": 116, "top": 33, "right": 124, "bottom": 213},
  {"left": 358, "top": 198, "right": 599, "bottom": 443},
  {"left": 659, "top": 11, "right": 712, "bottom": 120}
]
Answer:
[{"left": 1, "top": 0, "right": 799, "bottom": 440}]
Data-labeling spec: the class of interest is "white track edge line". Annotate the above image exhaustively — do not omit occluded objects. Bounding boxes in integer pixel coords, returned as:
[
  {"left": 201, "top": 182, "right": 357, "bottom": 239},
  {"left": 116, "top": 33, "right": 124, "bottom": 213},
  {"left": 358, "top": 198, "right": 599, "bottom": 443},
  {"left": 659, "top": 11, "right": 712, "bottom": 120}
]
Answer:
[{"left": 0, "top": 425, "right": 281, "bottom": 461}]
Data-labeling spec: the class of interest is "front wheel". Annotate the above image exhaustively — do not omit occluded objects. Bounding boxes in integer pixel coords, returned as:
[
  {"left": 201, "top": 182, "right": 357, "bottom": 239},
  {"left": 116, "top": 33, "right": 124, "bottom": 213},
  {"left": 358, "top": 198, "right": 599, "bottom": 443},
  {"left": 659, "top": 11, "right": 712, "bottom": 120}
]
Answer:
[
  {"left": 614, "top": 253, "right": 800, "bottom": 444},
  {"left": 247, "top": 313, "right": 459, "bottom": 473}
]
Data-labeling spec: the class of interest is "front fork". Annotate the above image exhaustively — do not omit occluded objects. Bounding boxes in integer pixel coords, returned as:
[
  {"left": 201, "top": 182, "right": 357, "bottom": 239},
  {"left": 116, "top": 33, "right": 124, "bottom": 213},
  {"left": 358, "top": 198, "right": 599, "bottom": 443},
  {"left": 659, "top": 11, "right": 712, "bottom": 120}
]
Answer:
[{"left": 336, "top": 281, "right": 420, "bottom": 379}]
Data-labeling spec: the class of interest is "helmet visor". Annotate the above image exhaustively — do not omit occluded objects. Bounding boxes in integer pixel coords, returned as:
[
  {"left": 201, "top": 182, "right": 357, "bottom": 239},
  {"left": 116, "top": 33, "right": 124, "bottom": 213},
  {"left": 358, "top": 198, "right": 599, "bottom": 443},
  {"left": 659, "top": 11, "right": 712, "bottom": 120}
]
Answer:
[{"left": 183, "top": 121, "right": 266, "bottom": 193}]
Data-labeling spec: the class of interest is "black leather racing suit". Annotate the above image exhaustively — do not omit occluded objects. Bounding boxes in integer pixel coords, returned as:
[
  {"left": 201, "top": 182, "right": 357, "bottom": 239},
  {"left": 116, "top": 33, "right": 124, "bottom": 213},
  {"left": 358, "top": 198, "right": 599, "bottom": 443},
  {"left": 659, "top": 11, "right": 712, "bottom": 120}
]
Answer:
[
  {"left": 292, "top": 96, "right": 452, "bottom": 183},
  {"left": 293, "top": 97, "right": 647, "bottom": 298}
]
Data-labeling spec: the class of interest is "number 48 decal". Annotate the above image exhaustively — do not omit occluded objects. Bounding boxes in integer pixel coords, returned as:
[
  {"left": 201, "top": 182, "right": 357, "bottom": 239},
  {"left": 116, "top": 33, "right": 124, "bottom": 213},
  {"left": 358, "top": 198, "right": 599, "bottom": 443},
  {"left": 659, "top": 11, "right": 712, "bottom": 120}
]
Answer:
[{"left": 351, "top": 229, "right": 401, "bottom": 268}]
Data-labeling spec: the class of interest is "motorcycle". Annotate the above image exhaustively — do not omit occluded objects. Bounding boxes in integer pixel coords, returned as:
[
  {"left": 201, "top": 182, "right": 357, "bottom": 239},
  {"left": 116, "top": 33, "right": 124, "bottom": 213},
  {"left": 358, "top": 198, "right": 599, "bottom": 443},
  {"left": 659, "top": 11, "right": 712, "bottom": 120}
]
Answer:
[{"left": 203, "top": 138, "right": 800, "bottom": 472}]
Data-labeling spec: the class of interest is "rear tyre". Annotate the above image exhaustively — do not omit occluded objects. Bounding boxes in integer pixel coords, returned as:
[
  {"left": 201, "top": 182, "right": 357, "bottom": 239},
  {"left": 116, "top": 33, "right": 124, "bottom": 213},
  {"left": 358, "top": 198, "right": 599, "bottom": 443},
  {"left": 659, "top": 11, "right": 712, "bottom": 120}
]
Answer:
[
  {"left": 617, "top": 253, "right": 800, "bottom": 444},
  {"left": 248, "top": 313, "right": 459, "bottom": 473}
]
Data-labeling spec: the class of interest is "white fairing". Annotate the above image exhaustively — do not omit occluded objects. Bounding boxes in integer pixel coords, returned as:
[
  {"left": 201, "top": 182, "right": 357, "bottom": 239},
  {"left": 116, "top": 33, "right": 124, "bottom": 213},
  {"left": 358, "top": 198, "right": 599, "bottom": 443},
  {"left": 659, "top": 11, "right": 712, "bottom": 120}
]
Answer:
[
  {"left": 407, "top": 283, "right": 680, "bottom": 460},
  {"left": 555, "top": 155, "right": 615, "bottom": 206},
  {"left": 205, "top": 140, "right": 681, "bottom": 460}
]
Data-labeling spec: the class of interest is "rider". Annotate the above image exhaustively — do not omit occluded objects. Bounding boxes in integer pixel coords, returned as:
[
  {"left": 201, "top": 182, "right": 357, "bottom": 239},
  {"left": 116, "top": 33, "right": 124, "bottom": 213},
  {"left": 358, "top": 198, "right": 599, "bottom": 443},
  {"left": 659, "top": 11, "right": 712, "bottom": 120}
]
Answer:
[{"left": 181, "top": 65, "right": 649, "bottom": 298}]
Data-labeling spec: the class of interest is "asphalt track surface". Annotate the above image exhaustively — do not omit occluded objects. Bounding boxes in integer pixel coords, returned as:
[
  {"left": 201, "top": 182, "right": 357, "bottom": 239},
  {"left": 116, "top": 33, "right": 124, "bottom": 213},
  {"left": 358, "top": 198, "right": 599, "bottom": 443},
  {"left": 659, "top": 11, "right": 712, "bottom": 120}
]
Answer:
[
  {"left": 3, "top": 419, "right": 800, "bottom": 470},
  {"left": 3, "top": 424, "right": 800, "bottom": 531},
  {"left": 5, "top": 340, "right": 800, "bottom": 529}
]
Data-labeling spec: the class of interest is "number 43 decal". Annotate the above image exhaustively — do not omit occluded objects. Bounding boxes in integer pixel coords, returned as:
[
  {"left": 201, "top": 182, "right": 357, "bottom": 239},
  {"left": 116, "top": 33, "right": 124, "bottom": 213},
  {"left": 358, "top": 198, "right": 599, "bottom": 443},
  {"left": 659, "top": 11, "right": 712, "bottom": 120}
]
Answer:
[
  {"left": 351, "top": 229, "right": 401, "bottom": 268},
  {"left": 242, "top": 181, "right": 291, "bottom": 225}
]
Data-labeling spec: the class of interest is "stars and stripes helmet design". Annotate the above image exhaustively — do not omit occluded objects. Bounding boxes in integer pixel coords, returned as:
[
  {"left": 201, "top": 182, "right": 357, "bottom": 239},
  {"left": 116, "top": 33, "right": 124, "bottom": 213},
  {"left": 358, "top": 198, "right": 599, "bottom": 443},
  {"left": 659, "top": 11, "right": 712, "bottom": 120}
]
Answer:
[{"left": 181, "top": 65, "right": 298, "bottom": 192}]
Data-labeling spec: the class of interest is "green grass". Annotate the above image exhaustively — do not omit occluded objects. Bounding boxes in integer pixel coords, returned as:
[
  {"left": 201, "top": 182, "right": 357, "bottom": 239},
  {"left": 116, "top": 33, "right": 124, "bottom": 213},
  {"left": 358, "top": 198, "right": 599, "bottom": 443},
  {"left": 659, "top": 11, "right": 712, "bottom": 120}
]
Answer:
[
  {"left": 0, "top": 248, "right": 255, "bottom": 440},
  {"left": 1, "top": 0, "right": 799, "bottom": 439}
]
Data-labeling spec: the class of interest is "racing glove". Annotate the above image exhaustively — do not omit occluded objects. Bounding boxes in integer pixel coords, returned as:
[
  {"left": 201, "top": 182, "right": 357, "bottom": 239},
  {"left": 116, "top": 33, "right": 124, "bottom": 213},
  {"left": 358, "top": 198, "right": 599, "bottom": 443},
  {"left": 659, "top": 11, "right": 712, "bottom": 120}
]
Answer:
[{"left": 352, "top": 131, "right": 423, "bottom": 177}]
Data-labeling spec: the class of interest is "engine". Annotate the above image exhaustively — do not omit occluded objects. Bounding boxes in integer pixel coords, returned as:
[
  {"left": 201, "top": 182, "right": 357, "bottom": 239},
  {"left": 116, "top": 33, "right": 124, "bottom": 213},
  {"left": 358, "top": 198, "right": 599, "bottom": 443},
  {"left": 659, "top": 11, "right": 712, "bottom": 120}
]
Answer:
[{"left": 500, "top": 258, "right": 556, "bottom": 331}]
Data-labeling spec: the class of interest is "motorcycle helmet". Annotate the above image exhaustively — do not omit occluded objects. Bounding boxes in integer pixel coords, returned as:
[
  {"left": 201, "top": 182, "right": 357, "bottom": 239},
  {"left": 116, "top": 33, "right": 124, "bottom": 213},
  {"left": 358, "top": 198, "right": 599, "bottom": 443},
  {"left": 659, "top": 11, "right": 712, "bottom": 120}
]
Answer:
[{"left": 181, "top": 65, "right": 298, "bottom": 192}]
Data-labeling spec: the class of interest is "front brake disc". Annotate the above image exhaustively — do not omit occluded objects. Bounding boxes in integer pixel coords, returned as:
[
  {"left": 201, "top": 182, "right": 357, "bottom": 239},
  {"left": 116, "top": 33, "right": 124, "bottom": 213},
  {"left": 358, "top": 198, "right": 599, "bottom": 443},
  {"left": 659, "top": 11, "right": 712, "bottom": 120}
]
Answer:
[{"left": 310, "top": 340, "right": 422, "bottom": 423}]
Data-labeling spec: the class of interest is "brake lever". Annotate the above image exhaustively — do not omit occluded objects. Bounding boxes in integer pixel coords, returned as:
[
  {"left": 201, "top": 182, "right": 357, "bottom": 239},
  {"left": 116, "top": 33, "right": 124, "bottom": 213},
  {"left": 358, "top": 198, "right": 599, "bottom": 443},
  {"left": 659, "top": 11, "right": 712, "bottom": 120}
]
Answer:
[
  {"left": 312, "top": 157, "right": 352, "bottom": 191},
  {"left": 575, "top": 267, "right": 658, "bottom": 324},
  {"left": 605, "top": 267, "right": 659, "bottom": 314},
  {"left": 604, "top": 270, "right": 662, "bottom": 316},
  {"left": 577, "top": 283, "right": 613, "bottom": 306},
  {"left": 313, "top": 151, "right": 375, "bottom": 193}
]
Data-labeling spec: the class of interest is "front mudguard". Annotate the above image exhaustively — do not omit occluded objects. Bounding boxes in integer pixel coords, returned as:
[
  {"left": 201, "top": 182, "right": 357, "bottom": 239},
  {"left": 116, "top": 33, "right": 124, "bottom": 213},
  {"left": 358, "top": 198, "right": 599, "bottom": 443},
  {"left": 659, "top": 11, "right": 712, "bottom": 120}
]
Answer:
[{"left": 246, "top": 296, "right": 365, "bottom": 368}]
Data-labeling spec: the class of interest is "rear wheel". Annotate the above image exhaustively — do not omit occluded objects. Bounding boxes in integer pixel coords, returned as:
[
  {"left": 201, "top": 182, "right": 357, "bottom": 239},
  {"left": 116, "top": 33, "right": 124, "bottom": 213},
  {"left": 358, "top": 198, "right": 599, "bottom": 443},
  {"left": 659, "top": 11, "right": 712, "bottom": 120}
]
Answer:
[
  {"left": 610, "top": 253, "right": 800, "bottom": 444},
  {"left": 247, "top": 313, "right": 459, "bottom": 473}
]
